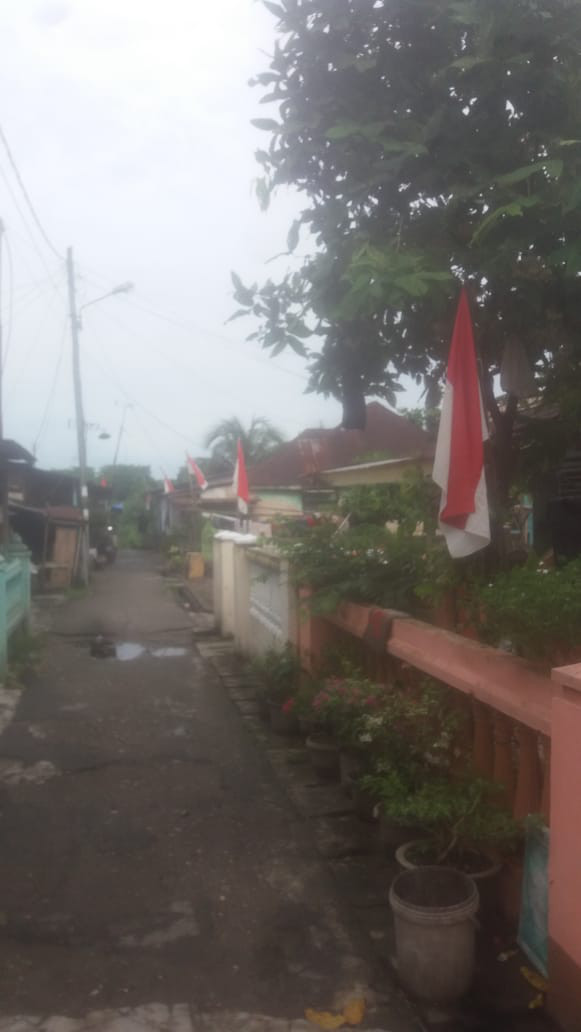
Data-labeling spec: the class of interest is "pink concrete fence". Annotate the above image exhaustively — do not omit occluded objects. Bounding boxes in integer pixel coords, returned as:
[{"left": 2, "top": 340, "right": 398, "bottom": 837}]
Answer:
[{"left": 295, "top": 593, "right": 580, "bottom": 1030}]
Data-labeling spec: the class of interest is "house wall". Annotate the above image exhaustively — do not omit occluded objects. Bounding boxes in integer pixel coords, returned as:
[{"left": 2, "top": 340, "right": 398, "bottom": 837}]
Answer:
[
  {"left": 252, "top": 490, "right": 303, "bottom": 518},
  {"left": 324, "top": 457, "right": 432, "bottom": 489}
]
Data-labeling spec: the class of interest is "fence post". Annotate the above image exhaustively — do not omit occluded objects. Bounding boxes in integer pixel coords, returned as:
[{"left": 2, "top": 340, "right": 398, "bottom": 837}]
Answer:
[{"left": 548, "top": 663, "right": 581, "bottom": 1030}]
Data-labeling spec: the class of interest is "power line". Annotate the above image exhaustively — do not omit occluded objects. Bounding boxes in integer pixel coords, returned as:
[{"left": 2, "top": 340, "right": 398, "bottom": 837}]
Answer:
[
  {"left": 2, "top": 230, "right": 14, "bottom": 372},
  {"left": 83, "top": 339, "right": 203, "bottom": 450},
  {"left": 78, "top": 266, "right": 309, "bottom": 384},
  {"left": 0, "top": 123, "right": 63, "bottom": 261},
  {"left": 32, "top": 316, "right": 68, "bottom": 455},
  {"left": 0, "top": 161, "right": 64, "bottom": 290},
  {"left": 87, "top": 302, "right": 310, "bottom": 432}
]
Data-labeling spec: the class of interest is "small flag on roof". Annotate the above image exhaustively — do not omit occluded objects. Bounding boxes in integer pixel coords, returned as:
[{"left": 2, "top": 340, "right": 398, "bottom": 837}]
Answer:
[
  {"left": 186, "top": 454, "right": 208, "bottom": 491},
  {"left": 234, "top": 438, "right": 250, "bottom": 516}
]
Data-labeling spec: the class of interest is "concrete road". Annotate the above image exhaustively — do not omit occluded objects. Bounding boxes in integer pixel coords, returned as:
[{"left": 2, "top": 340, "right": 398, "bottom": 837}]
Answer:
[{"left": 0, "top": 553, "right": 410, "bottom": 1032}]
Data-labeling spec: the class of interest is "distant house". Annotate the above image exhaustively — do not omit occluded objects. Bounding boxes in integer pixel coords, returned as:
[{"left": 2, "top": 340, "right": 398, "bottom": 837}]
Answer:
[
  {"left": 148, "top": 483, "right": 202, "bottom": 540},
  {"left": 202, "top": 402, "right": 434, "bottom": 525},
  {"left": 8, "top": 462, "right": 112, "bottom": 589}
]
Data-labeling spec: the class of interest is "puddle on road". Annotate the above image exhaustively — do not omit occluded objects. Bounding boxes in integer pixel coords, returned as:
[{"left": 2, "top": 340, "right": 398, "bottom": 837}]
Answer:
[
  {"left": 116, "top": 642, "right": 146, "bottom": 662},
  {"left": 116, "top": 643, "right": 188, "bottom": 661},
  {"left": 91, "top": 639, "right": 188, "bottom": 662}
]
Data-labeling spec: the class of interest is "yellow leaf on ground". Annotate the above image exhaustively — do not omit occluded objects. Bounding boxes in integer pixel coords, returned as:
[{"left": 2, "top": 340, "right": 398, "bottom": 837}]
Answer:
[
  {"left": 529, "top": 993, "right": 545, "bottom": 1010},
  {"left": 305, "top": 1009, "right": 345, "bottom": 1029},
  {"left": 343, "top": 998, "right": 366, "bottom": 1026},
  {"left": 520, "top": 966, "right": 549, "bottom": 994}
]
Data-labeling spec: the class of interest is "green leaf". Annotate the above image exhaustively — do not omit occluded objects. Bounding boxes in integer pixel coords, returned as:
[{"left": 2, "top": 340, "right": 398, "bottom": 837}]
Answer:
[
  {"left": 287, "top": 219, "right": 301, "bottom": 252},
  {"left": 355, "top": 56, "right": 377, "bottom": 72},
  {"left": 251, "top": 118, "right": 280, "bottom": 131},
  {"left": 256, "top": 178, "right": 271, "bottom": 211},
  {"left": 230, "top": 272, "right": 255, "bottom": 306},
  {"left": 262, "top": 1, "right": 286, "bottom": 19},
  {"left": 471, "top": 195, "right": 541, "bottom": 243},
  {"left": 448, "top": 55, "right": 491, "bottom": 72},
  {"left": 496, "top": 158, "right": 563, "bottom": 186}
]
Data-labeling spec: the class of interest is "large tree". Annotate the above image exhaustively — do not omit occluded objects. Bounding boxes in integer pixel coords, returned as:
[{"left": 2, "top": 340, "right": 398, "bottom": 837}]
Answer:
[
  {"left": 234, "top": 0, "right": 581, "bottom": 508},
  {"left": 203, "top": 417, "right": 285, "bottom": 468}
]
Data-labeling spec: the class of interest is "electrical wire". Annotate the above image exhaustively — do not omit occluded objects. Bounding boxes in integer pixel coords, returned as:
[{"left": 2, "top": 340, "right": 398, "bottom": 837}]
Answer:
[
  {"left": 87, "top": 302, "right": 310, "bottom": 432},
  {"left": 0, "top": 160, "right": 64, "bottom": 291},
  {"left": 0, "top": 123, "right": 63, "bottom": 261},
  {"left": 2, "top": 230, "right": 14, "bottom": 372},
  {"left": 32, "top": 316, "right": 68, "bottom": 455},
  {"left": 83, "top": 339, "right": 202, "bottom": 450},
  {"left": 78, "top": 266, "right": 309, "bottom": 384},
  {"left": 6, "top": 282, "right": 66, "bottom": 390}
]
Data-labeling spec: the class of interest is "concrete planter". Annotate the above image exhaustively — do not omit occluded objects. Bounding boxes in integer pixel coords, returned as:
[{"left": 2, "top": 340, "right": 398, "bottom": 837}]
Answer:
[
  {"left": 306, "top": 734, "right": 340, "bottom": 781},
  {"left": 390, "top": 866, "right": 479, "bottom": 1004}
]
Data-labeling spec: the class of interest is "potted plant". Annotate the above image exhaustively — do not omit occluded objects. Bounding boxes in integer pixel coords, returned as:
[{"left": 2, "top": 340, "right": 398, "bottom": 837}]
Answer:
[
  {"left": 250, "top": 644, "right": 301, "bottom": 734},
  {"left": 391, "top": 774, "right": 520, "bottom": 882},
  {"left": 322, "top": 673, "right": 384, "bottom": 783}
]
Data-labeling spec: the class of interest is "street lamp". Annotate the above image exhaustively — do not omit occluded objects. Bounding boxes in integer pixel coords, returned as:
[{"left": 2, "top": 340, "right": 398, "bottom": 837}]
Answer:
[
  {"left": 65, "top": 247, "right": 133, "bottom": 585},
  {"left": 78, "top": 282, "right": 134, "bottom": 327}
]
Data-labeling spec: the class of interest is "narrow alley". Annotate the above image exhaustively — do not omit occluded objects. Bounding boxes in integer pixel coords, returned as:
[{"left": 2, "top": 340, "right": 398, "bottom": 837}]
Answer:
[{"left": 0, "top": 553, "right": 413, "bottom": 1032}]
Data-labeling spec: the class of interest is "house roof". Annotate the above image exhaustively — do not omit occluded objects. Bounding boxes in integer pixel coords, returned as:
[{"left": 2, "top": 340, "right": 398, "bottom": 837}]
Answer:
[
  {"left": 0, "top": 439, "right": 35, "bottom": 465},
  {"left": 248, "top": 402, "right": 434, "bottom": 489}
]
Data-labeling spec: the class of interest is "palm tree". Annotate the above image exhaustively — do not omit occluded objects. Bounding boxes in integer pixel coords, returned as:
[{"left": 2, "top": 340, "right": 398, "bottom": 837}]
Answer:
[{"left": 203, "top": 417, "right": 285, "bottom": 469}]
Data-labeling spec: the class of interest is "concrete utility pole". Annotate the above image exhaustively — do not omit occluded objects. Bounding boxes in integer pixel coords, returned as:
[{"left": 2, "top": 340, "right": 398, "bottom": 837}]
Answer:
[
  {"left": 0, "top": 217, "right": 4, "bottom": 441},
  {"left": 66, "top": 245, "right": 90, "bottom": 586}
]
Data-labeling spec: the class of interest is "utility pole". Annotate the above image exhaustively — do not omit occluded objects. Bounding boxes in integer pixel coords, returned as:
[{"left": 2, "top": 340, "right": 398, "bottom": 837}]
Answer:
[
  {"left": 0, "top": 218, "right": 8, "bottom": 550},
  {"left": 0, "top": 218, "right": 4, "bottom": 441},
  {"left": 112, "top": 402, "right": 132, "bottom": 469},
  {"left": 66, "top": 245, "right": 89, "bottom": 586}
]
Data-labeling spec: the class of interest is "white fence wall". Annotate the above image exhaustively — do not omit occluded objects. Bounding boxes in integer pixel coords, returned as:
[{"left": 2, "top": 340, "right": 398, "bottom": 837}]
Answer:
[{"left": 213, "top": 535, "right": 296, "bottom": 657}]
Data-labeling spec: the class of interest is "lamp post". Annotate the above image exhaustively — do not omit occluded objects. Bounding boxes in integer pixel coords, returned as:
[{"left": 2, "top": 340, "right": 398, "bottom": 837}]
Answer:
[{"left": 66, "top": 246, "right": 133, "bottom": 585}]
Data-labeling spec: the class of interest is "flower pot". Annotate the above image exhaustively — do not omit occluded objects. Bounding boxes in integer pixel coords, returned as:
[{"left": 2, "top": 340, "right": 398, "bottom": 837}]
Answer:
[
  {"left": 396, "top": 839, "right": 502, "bottom": 883},
  {"left": 339, "top": 748, "right": 367, "bottom": 786},
  {"left": 268, "top": 701, "right": 299, "bottom": 736},
  {"left": 378, "top": 816, "right": 413, "bottom": 853},
  {"left": 306, "top": 734, "right": 340, "bottom": 781},
  {"left": 389, "top": 866, "right": 479, "bottom": 1004},
  {"left": 299, "top": 716, "right": 320, "bottom": 737},
  {"left": 345, "top": 772, "right": 376, "bottom": 823}
]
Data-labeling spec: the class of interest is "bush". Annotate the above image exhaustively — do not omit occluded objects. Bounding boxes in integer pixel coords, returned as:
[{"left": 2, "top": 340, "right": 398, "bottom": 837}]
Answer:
[
  {"left": 250, "top": 643, "right": 301, "bottom": 706},
  {"left": 478, "top": 556, "right": 581, "bottom": 662}
]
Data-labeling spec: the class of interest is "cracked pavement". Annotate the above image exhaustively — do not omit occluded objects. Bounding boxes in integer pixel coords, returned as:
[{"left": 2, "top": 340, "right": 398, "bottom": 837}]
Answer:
[{"left": 0, "top": 552, "right": 416, "bottom": 1032}]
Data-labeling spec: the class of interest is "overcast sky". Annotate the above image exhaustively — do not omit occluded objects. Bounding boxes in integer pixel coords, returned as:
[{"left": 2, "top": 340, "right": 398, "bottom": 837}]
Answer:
[{"left": 0, "top": 1, "right": 419, "bottom": 479}]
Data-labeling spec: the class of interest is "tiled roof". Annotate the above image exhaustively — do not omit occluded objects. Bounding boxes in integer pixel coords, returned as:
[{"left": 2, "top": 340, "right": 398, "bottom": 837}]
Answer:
[{"left": 248, "top": 402, "right": 433, "bottom": 488}]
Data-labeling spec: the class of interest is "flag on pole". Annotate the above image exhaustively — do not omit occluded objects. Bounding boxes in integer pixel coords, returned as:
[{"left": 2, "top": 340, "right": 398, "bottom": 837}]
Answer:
[
  {"left": 234, "top": 438, "right": 250, "bottom": 516},
  {"left": 432, "top": 288, "right": 491, "bottom": 558},
  {"left": 186, "top": 454, "right": 208, "bottom": 491},
  {"left": 163, "top": 475, "right": 175, "bottom": 495}
]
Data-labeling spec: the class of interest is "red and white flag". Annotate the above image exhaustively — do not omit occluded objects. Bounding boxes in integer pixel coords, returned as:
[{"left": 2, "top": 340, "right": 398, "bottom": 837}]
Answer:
[
  {"left": 432, "top": 288, "right": 490, "bottom": 558},
  {"left": 186, "top": 454, "right": 208, "bottom": 491},
  {"left": 163, "top": 475, "right": 175, "bottom": 495},
  {"left": 234, "top": 438, "right": 250, "bottom": 516}
]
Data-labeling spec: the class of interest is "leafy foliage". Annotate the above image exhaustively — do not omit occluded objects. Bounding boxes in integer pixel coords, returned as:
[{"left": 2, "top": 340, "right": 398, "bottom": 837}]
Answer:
[
  {"left": 361, "top": 678, "right": 520, "bottom": 863},
  {"left": 99, "top": 464, "right": 153, "bottom": 502},
  {"left": 277, "top": 520, "right": 426, "bottom": 613},
  {"left": 237, "top": 0, "right": 581, "bottom": 499},
  {"left": 478, "top": 555, "right": 581, "bottom": 662},
  {"left": 250, "top": 642, "right": 301, "bottom": 704},
  {"left": 203, "top": 416, "right": 285, "bottom": 468}
]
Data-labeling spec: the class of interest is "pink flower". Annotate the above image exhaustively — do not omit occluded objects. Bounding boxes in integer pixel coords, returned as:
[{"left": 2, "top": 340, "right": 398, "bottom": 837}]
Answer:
[
  {"left": 365, "top": 696, "right": 379, "bottom": 708},
  {"left": 282, "top": 698, "right": 295, "bottom": 715}
]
